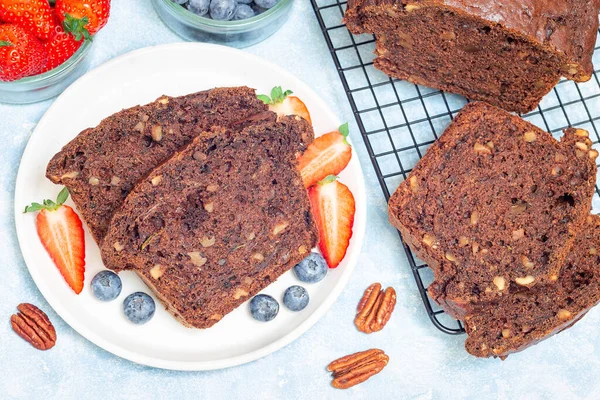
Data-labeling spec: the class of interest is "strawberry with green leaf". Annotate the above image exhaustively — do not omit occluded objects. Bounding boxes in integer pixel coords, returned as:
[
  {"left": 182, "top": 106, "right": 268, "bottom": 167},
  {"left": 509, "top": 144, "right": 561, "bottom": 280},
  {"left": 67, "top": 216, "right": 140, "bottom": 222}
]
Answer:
[
  {"left": 257, "top": 86, "right": 292, "bottom": 104},
  {"left": 41, "top": 23, "right": 84, "bottom": 72},
  {"left": 25, "top": 187, "right": 86, "bottom": 294},
  {"left": 55, "top": 0, "right": 110, "bottom": 38},
  {"left": 309, "top": 175, "right": 355, "bottom": 269},
  {"left": 298, "top": 123, "right": 352, "bottom": 188},
  {"left": 258, "top": 86, "right": 312, "bottom": 124}
]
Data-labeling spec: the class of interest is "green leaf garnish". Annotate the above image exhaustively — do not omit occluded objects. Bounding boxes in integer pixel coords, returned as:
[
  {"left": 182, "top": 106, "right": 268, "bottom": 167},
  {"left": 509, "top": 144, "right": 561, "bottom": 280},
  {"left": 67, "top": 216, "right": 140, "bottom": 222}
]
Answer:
[
  {"left": 338, "top": 122, "right": 351, "bottom": 146},
  {"left": 0, "top": 40, "right": 12, "bottom": 47},
  {"left": 56, "top": 186, "right": 70, "bottom": 205},
  {"left": 257, "top": 86, "right": 293, "bottom": 105},
  {"left": 257, "top": 94, "right": 272, "bottom": 105},
  {"left": 270, "top": 86, "right": 282, "bottom": 102},
  {"left": 318, "top": 175, "right": 338, "bottom": 185},
  {"left": 333, "top": 123, "right": 352, "bottom": 146},
  {"left": 24, "top": 187, "right": 70, "bottom": 213},
  {"left": 62, "top": 13, "right": 91, "bottom": 42},
  {"left": 338, "top": 123, "right": 349, "bottom": 137},
  {"left": 23, "top": 202, "right": 45, "bottom": 213}
]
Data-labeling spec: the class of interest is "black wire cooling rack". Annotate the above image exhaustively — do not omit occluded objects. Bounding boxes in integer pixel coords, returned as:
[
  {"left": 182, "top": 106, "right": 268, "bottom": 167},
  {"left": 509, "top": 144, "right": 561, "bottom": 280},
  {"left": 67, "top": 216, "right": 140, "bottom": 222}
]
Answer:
[{"left": 311, "top": 0, "right": 600, "bottom": 335}]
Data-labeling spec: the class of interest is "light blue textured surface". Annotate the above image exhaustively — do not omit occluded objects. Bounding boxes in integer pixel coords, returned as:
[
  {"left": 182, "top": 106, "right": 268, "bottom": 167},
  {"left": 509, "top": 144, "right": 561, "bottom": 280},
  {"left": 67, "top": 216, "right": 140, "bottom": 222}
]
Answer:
[{"left": 2, "top": 1, "right": 600, "bottom": 399}]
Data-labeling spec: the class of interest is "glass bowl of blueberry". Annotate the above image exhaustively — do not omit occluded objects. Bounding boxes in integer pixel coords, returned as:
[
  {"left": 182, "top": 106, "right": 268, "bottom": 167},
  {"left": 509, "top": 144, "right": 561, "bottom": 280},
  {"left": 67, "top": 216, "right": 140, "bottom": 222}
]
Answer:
[{"left": 152, "top": 0, "right": 293, "bottom": 48}]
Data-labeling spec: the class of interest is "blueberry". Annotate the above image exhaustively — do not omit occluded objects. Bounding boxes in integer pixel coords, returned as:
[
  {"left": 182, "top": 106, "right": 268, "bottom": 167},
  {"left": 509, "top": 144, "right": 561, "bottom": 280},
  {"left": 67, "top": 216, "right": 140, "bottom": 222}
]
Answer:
[
  {"left": 283, "top": 285, "right": 309, "bottom": 311},
  {"left": 236, "top": 0, "right": 252, "bottom": 3},
  {"left": 249, "top": 294, "right": 279, "bottom": 322},
  {"left": 251, "top": 4, "right": 268, "bottom": 14},
  {"left": 210, "top": 0, "right": 236, "bottom": 20},
  {"left": 293, "top": 252, "right": 328, "bottom": 283},
  {"left": 187, "top": 0, "right": 209, "bottom": 16},
  {"left": 233, "top": 4, "right": 255, "bottom": 20},
  {"left": 91, "top": 270, "right": 122, "bottom": 301},
  {"left": 171, "top": 0, "right": 188, "bottom": 5},
  {"left": 254, "top": 0, "right": 278, "bottom": 9},
  {"left": 123, "top": 292, "right": 156, "bottom": 324}
]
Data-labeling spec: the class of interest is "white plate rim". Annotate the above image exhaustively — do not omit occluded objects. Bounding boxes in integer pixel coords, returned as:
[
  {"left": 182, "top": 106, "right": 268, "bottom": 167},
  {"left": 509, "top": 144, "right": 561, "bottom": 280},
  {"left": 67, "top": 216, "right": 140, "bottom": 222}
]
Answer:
[{"left": 13, "top": 43, "right": 367, "bottom": 371}]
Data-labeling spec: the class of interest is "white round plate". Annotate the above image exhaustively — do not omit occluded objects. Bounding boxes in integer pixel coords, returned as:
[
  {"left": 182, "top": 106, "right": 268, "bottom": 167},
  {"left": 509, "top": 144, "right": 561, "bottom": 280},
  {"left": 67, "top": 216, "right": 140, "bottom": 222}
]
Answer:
[{"left": 14, "top": 43, "right": 366, "bottom": 371}]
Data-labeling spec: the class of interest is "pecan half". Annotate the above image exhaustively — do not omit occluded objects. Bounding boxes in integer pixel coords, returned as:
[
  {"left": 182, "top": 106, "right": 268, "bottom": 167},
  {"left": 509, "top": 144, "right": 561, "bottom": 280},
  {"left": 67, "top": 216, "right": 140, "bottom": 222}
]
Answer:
[
  {"left": 354, "top": 283, "right": 396, "bottom": 333},
  {"left": 327, "top": 349, "right": 389, "bottom": 389},
  {"left": 10, "top": 303, "right": 56, "bottom": 350}
]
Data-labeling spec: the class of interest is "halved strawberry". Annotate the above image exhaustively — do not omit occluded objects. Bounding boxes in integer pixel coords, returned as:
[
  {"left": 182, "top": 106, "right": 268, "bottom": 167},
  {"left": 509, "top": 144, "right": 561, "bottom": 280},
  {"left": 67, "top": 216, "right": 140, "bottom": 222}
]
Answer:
[
  {"left": 308, "top": 176, "right": 355, "bottom": 268},
  {"left": 258, "top": 86, "right": 312, "bottom": 124},
  {"left": 25, "top": 187, "right": 85, "bottom": 294},
  {"left": 298, "top": 123, "right": 352, "bottom": 188}
]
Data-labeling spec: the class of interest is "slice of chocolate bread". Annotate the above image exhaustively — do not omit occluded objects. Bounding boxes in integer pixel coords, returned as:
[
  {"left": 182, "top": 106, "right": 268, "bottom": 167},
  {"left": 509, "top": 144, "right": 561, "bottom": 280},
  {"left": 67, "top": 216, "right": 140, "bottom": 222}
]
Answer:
[
  {"left": 344, "top": 0, "right": 600, "bottom": 113},
  {"left": 100, "top": 116, "right": 319, "bottom": 329},
  {"left": 464, "top": 215, "right": 600, "bottom": 359},
  {"left": 46, "top": 87, "right": 269, "bottom": 243},
  {"left": 388, "top": 102, "right": 598, "bottom": 319}
]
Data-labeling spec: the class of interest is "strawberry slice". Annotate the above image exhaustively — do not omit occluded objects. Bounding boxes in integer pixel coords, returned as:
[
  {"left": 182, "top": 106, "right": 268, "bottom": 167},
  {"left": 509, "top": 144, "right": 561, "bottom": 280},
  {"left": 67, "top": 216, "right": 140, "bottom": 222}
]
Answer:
[
  {"left": 258, "top": 86, "right": 312, "bottom": 125},
  {"left": 298, "top": 123, "right": 352, "bottom": 188},
  {"left": 309, "top": 176, "right": 355, "bottom": 268},
  {"left": 25, "top": 187, "right": 85, "bottom": 294}
]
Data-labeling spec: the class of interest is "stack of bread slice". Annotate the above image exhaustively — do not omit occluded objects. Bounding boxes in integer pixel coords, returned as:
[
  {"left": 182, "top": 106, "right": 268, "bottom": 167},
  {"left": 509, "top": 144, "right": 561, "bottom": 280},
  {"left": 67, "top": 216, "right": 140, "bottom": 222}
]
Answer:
[
  {"left": 388, "top": 102, "right": 599, "bottom": 358},
  {"left": 46, "top": 87, "right": 318, "bottom": 329}
]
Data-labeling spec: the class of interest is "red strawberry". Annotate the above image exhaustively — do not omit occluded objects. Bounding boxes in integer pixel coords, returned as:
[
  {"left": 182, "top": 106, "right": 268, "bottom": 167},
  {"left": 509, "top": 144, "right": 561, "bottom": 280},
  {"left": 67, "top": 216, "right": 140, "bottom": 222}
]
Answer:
[
  {"left": 298, "top": 123, "right": 352, "bottom": 188},
  {"left": 55, "top": 0, "right": 110, "bottom": 38},
  {"left": 0, "top": 24, "right": 47, "bottom": 81},
  {"left": 0, "top": 0, "right": 58, "bottom": 40},
  {"left": 25, "top": 187, "right": 85, "bottom": 294},
  {"left": 308, "top": 176, "right": 355, "bottom": 268},
  {"left": 258, "top": 86, "right": 312, "bottom": 124},
  {"left": 40, "top": 25, "right": 83, "bottom": 72}
]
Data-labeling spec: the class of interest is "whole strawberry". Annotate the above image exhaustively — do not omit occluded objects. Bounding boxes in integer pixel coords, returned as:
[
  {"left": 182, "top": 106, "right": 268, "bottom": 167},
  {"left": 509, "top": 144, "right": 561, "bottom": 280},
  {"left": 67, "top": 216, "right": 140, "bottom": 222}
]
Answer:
[
  {"left": 41, "top": 25, "right": 83, "bottom": 72},
  {"left": 0, "top": 24, "right": 47, "bottom": 81},
  {"left": 55, "top": 0, "right": 110, "bottom": 38},
  {"left": 0, "top": 0, "right": 58, "bottom": 40}
]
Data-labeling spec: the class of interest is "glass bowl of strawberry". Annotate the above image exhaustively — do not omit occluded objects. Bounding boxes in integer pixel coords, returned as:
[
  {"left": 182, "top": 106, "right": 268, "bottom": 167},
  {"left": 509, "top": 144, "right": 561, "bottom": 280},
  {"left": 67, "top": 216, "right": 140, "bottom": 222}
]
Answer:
[
  {"left": 0, "top": 0, "right": 109, "bottom": 104},
  {"left": 152, "top": 0, "right": 293, "bottom": 48}
]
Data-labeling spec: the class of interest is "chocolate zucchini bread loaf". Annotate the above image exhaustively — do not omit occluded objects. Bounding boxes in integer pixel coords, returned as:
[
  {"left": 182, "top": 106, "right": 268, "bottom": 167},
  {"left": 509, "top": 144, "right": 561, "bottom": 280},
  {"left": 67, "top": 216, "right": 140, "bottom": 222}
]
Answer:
[
  {"left": 101, "top": 116, "right": 318, "bottom": 329},
  {"left": 464, "top": 215, "right": 600, "bottom": 359},
  {"left": 388, "top": 102, "right": 598, "bottom": 319},
  {"left": 46, "top": 87, "right": 268, "bottom": 243},
  {"left": 344, "top": 0, "right": 600, "bottom": 113}
]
